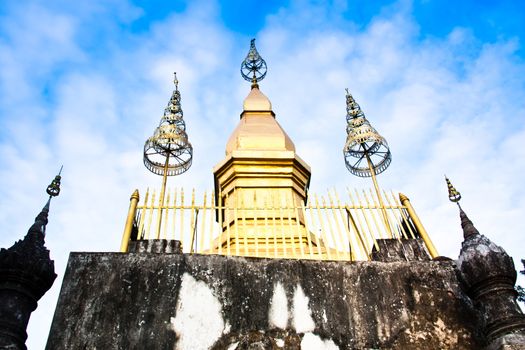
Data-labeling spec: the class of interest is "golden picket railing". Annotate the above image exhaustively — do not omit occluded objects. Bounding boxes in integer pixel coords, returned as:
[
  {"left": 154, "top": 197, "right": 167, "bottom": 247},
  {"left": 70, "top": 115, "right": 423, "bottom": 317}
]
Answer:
[{"left": 120, "top": 188, "right": 437, "bottom": 261}]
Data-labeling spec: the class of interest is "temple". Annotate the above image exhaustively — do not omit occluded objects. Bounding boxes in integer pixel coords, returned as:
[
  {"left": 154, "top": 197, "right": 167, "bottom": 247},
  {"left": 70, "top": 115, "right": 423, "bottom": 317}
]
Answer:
[{"left": 1, "top": 40, "right": 524, "bottom": 350}]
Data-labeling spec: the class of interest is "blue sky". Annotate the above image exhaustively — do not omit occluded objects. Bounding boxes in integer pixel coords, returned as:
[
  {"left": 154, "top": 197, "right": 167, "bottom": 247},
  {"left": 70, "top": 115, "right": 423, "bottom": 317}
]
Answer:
[{"left": 0, "top": 0, "right": 524, "bottom": 348}]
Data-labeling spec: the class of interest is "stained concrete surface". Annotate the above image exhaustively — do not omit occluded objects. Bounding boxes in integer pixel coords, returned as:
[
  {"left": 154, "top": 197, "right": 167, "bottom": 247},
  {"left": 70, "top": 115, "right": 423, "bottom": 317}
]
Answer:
[{"left": 46, "top": 252, "right": 484, "bottom": 349}]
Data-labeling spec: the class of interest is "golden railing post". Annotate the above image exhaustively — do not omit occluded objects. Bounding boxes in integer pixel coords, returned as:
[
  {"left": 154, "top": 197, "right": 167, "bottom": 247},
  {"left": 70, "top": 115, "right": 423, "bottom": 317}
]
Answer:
[
  {"left": 120, "top": 189, "right": 140, "bottom": 253},
  {"left": 399, "top": 193, "right": 438, "bottom": 258}
]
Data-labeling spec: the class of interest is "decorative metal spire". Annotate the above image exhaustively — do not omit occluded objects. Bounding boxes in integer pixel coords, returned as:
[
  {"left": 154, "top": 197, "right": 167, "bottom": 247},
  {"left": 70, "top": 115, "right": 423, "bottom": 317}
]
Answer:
[
  {"left": 343, "top": 89, "right": 392, "bottom": 177},
  {"left": 144, "top": 72, "right": 193, "bottom": 177},
  {"left": 46, "top": 165, "right": 63, "bottom": 198},
  {"left": 343, "top": 89, "right": 393, "bottom": 236},
  {"left": 445, "top": 175, "right": 461, "bottom": 203},
  {"left": 241, "top": 39, "right": 267, "bottom": 88},
  {"left": 445, "top": 177, "right": 479, "bottom": 239},
  {"left": 31, "top": 167, "right": 63, "bottom": 236},
  {"left": 144, "top": 73, "right": 193, "bottom": 239}
]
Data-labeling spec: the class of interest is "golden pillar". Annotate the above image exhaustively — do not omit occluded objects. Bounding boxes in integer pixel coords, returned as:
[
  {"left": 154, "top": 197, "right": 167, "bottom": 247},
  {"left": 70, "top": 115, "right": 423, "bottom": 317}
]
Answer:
[
  {"left": 399, "top": 193, "right": 438, "bottom": 258},
  {"left": 120, "top": 189, "right": 140, "bottom": 253}
]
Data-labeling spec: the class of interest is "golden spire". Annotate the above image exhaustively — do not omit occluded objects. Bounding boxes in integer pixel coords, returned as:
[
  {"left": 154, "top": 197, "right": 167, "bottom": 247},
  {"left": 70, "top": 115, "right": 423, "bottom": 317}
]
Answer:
[
  {"left": 144, "top": 72, "right": 193, "bottom": 239},
  {"left": 211, "top": 40, "right": 314, "bottom": 258}
]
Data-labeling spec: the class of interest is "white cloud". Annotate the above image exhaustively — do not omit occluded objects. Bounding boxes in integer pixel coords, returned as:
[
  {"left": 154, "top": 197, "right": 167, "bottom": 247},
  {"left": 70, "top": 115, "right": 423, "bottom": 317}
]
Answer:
[{"left": 0, "top": 1, "right": 523, "bottom": 349}]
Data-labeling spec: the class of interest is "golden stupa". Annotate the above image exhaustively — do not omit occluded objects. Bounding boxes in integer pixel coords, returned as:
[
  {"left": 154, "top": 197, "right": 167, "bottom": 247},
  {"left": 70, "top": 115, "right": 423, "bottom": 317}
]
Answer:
[{"left": 211, "top": 80, "right": 330, "bottom": 258}]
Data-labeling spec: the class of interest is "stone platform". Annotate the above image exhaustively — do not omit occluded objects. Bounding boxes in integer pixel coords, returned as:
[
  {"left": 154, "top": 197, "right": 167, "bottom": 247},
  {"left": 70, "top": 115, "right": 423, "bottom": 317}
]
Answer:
[{"left": 46, "top": 249, "right": 485, "bottom": 349}]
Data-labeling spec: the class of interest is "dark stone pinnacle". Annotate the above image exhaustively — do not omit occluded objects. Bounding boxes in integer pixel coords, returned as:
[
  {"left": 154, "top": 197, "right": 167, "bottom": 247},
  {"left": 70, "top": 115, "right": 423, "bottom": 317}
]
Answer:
[
  {"left": 0, "top": 202, "right": 57, "bottom": 350},
  {"left": 460, "top": 207, "right": 480, "bottom": 240},
  {"left": 457, "top": 208, "right": 525, "bottom": 349}
]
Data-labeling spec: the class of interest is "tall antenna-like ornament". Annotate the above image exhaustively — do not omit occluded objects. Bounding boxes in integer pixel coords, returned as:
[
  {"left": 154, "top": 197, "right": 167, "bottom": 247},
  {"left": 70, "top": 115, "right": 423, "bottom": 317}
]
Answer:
[
  {"left": 144, "top": 73, "right": 193, "bottom": 238},
  {"left": 29, "top": 166, "right": 63, "bottom": 237},
  {"left": 446, "top": 176, "right": 462, "bottom": 205},
  {"left": 241, "top": 39, "right": 267, "bottom": 88},
  {"left": 46, "top": 165, "right": 63, "bottom": 198},
  {"left": 343, "top": 90, "right": 392, "bottom": 235},
  {"left": 445, "top": 176, "right": 479, "bottom": 239}
]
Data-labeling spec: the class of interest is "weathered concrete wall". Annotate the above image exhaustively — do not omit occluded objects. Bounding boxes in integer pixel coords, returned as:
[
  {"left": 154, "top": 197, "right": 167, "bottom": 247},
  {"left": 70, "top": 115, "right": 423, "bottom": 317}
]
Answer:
[{"left": 46, "top": 252, "right": 484, "bottom": 349}]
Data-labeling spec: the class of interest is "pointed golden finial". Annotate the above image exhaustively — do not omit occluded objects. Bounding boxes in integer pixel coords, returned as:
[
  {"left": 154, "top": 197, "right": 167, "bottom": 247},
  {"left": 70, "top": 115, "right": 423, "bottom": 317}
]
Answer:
[
  {"left": 445, "top": 175, "right": 461, "bottom": 203},
  {"left": 241, "top": 39, "right": 267, "bottom": 89}
]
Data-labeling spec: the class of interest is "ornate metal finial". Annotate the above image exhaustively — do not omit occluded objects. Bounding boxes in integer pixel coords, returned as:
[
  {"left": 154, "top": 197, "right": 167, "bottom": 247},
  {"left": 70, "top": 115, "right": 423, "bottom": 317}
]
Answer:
[
  {"left": 144, "top": 73, "right": 193, "bottom": 239},
  {"left": 445, "top": 176, "right": 479, "bottom": 239},
  {"left": 27, "top": 168, "right": 64, "bottom": 237},
  {"left": 46, "top": 165, "right": 63, "bottom": 198},
  {"left": 343, "top": 90, "right": 392, "bottom": 177},
  {"left": 445, "top": 176, "right": 461, "bottom": 203},
  {"left": 241, "top": 39, "right": 267, "bottom": 88},
  {"left": 144, "top": 72, "right": 193, "bottom": 177},
  {"left": 343, "top": 89, "right": 393, "bottom": 237}
]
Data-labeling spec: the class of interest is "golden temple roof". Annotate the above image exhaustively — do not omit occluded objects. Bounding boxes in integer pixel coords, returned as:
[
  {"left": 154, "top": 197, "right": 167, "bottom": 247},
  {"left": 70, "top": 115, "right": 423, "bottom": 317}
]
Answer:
[
  {"left": 242, "top": 85, "right": 272, "bottom": 111},
  {"left": 225, "top": 86, "right": 296, "bottom": 155}
]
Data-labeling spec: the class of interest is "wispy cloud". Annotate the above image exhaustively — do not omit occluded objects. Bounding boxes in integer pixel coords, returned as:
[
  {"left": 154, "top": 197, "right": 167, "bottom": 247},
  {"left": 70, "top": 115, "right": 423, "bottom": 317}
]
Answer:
[{"left": 0, "top": 1, "right": 523, "bottom": 348}]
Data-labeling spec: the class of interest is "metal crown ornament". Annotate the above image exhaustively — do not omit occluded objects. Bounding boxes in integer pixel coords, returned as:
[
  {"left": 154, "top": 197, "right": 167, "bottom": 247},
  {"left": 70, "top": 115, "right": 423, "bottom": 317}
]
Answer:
[
  {"left": 46, "top": 165, "right": 63, "bottom": 198},
  {"left": 241, "top": 39, "right": 267, "bottom": 86},
  {"left": 144, "top": 73, "right": 193, "bottom": 177},
  {"left": 343, "top": 89, "right": 392, "bottom": 177},
  {"left": 343, "top": 89, "right": 393, "bottom": 237}
]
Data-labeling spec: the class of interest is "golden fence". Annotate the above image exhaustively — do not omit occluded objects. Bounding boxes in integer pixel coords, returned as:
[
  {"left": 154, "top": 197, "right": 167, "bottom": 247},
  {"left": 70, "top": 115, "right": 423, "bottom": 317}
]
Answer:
[{"left": 120, "top": 188, "right": 437, "bottom": 261}]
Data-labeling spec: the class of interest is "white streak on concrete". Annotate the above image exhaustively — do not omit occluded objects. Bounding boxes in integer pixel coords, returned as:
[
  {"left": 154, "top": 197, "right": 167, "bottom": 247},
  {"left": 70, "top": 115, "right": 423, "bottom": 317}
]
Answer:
[
  {"left": 171, "top": 273, "right": 224, "bottom": 350},
  {"left": 301, "top": 332, "right": 339, "bottom": 350},
  {"left": 292, "top": 284, "right": 315, "bottom": 333},
  {"left": 223, "top": 321, "right": 231, "bottom": 334},
  {"left": 227, "top": 342, "right": 239, "bottom": 350},
  {"left": 269, "top": 282, "right": 288, "bottom": 329}
]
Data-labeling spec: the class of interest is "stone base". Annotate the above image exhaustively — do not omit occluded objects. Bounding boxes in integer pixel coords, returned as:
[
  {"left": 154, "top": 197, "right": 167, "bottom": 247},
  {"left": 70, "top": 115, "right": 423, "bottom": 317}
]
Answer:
[
  {"left": 47, "top": 252, "right": 485, "bottom": 349},
  {"left": 127, "top": 239, "right": 182, "bottom": 254},
  {"left": 371, "top": 238, "right": 430, "bottom": 262}
]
